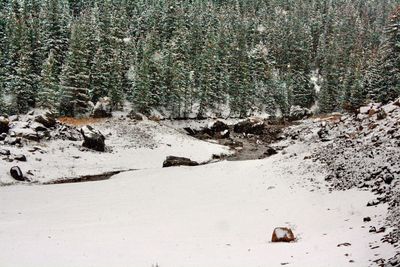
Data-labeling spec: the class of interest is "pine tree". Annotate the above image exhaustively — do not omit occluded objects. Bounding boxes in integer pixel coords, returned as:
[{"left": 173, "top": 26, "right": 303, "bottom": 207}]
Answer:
[
  {"left": 0, "top": 50, "right": 6, "bottom": 114},
  {"left": 108, "top": 50, "right": 124, "bottom": 109},
  {"left": 90, "top": 47, "right": 109, "bottom": 103},
  {"left": 38, "top": 50, "right": 59, "bottom": 111},
  {"left": 41, "top": 0, "right": 70, "bottom": 78},
  {"left": 6, "top": 0, "right": 35, "bottom": 114},
  {"left": 375, "top": 6, "right": 400, "bottom": 103},
  {"left": 59, "top": 21, "right": 91, "bottom": 116}
]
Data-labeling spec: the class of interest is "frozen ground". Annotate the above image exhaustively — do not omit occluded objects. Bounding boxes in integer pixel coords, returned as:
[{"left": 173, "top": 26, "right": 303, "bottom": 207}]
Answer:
[
  {"left": 0, "top": 118, "right": 229, "bottom": 184},
  {"left": 0, "top": 134, "right": 396, "bottom": 266}
]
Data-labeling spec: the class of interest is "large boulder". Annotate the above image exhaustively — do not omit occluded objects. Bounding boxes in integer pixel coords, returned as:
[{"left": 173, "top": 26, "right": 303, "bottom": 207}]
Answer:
[
  {"left": 10, "top": 166, "right": 25, "bottom": 181},
  {"left": 271, "top": 227, "right": 295, "bottom": 242},
  {"left": 234, "top": 117, "right": 265, "bottom": 135},
  {"left": 34, "top": 112, "right": 56, "bottom": 128},
  {"left": 80, "top": 125, "right": 105, "bottom": 152},
  {"left": 289, "top": 105, "right": 312, "bottom": 121},
  {"left": 0, "top": 116, "right": 9, "bottom": 134},
  {"left": 162, "top": 156, "right": 199, "bottom": 168},
  {"left": 92, "top": 97, "right": 112, "bottom": 118}
]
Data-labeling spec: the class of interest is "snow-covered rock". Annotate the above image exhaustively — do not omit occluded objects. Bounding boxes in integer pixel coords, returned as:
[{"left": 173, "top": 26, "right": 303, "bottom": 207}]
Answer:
[
  {"left": 80, "top": 125, "right": 105, "bottom": 152},
  {"left": 233, "top": 117, "right": 265, "bottom": 135},
  {"left": 162, "top": 156, "right": 199, "bottom": 168},
  {"left": 34, "top": 112, "right": 56, "bottom": 128},
  {"left": 271, "top": 227, "right": 295, "bottom": 242},
  {"left": 10, "top": 166, "right": 24, "bottom": 181},
  {"left": 92, "top": 97, "right": 112, "bottom": 118}
]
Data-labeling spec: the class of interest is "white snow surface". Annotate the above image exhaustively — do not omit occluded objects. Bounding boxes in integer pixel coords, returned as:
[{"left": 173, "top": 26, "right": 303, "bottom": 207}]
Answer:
[
  {"left": 0, "top": 119, "right": 230, "bottom": 184},
  {"left": 0, "top": 133, "right": 395, "bottom": 266}
]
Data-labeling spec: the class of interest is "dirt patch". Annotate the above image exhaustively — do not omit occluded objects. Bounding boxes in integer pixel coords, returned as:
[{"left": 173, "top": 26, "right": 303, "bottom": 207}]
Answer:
[{"left": 58, "top": 116, "right": 106, "bottom": 126}]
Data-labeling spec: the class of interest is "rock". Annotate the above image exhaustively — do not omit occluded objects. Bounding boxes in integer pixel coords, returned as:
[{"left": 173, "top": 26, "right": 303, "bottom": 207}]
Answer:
[
  {"left": 271, "top": 227, "right": 295, "bottom": 242},
  {"left": 367, "top": 199, "right": 380, "bottom": 206},
  {"left": 363, "top": 217, "right": 371, "bottom": 222},
  {"left": 80, "top": 125, "right": 105, "bottom": 152},
  {"left": 234, "top": 117, "right": 265, "bottom": 135},
  {"left": 162, "top": 156, "right": 199, "bottom": 168},
  {"left": 214, "top": 129, "right": 230, "bottom": 139},
  {"left": 289, "top": 105, "right": 312, "bottom": 121},
  {"left": 368, "top": 107, "right": 379, "bottom": 116},
  {"left": 0, "top": 149, "right": 10, "bottom": 156},
  {"left": 201, "top": 120, "right": 230, "bottom": 139},
  {"left": 0, "top": 116, "right": 10, "bottom": 134},
  {"left": 208, "top": 120, "right": 229, "bottom": 133},
  {"left": 127, "top": 111, "right": 144, "bottom": 121},
  {"left": 264, "top": 146, "right": 278, "bottom": 156},
  {"left": 23, "top": 132, "right": 40, "bottom": 142},
  {"left": 10, "top": 166, "right": 25, "bottom": 181},
  {"left": 317, "top": 127, "right": 330, "bottom": 141},
  {"left": 337, "top": 242, "right": 351, "bottom": 247},
  {"left": 34, "top": 112, "right": 56, "bottom": 128},
  {"left": 5, "top": 137, "right": 22, "bottom": 146},
  {"left": 359, "top": 106, "right": 370, "bottom": 114},
  {"left": 0, "top": 132, "right": 7, "bottom": 141},
  {"left": 376, "top": 226, "right": 386, "bottom": 233},
  {"left": 14, "top": 154, "right": 27, "bottom": 162},
  {"left": 183, "top": 127, "right": 197, "bottom": 136},
  {"left": 92, "top": 97, "right": 112, "bottom": 118},
  {"left": 30, "top": 122, "right": 47, "bottom": 132},
  {"left": 149, "top": 115, "right": 162, "bottom": 122},
  {"left": 383, "top": 173, "right": 394, "bottom": 184},
  {"left": 376, "top": 109, "right": 387, "bottom": 120}
]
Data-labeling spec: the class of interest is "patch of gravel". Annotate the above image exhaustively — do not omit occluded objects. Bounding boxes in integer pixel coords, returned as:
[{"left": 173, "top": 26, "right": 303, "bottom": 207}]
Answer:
[{"left": 281, "top": 101, "right": 400, "bottom": 263}]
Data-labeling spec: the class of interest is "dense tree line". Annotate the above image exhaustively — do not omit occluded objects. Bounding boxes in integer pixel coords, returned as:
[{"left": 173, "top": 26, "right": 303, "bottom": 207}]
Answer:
[{"left": 0, "top": 0, "right": 398, "bottom": 118}]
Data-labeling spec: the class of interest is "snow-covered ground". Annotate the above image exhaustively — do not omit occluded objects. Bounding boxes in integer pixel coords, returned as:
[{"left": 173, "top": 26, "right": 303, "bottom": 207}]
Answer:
[
  {"left": 0, "top": 119, "right": 230, "bottom": 184},
  {"left": 0, "top": 135, "right": 395, "bottom": 266}
]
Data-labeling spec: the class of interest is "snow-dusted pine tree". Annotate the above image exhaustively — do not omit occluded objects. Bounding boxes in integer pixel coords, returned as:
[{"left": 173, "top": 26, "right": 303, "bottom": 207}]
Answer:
[
  {"left": 59, "top": 21, "right": 91, "bottom": 116},
  {"left": 38, "top": 50, "right": 59, "bottom": 111}
]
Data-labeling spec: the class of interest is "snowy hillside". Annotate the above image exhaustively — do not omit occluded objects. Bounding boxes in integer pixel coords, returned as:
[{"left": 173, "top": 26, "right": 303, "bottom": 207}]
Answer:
[{"left": 1, "top": 100, "right": 400, "bottom": 266}]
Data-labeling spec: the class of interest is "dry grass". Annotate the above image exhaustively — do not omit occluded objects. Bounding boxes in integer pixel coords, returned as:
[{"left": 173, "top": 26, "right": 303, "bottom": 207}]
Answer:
[{"left": 58, "top": 116, "right": 106, "bottom": 126}]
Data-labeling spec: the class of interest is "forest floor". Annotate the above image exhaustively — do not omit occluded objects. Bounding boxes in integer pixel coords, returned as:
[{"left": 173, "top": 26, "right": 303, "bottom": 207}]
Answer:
[{"left": 0, "top": 107, "right": 399, "bottom": 266}]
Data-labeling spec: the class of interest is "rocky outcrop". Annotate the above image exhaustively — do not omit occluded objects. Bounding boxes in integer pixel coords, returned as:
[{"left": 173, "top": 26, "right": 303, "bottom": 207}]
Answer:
[
  {"left": 80, "top": 125, "right": 105, "bottom": 152},
  {"left": 234, "top": 117, "right": 265, "bottom": 135},
  {"left": 34, "top": 112, "right": 56, "bottom": 128},
  {"left": 162, "top": 156, "right": 199, "bottom": 168},
  {"left": 202, "top": 120, "right": 230, "bottom": 139},
  {"left": 92, "top": 97, "right": 112, "bottom": 118},
  {"left": 271, "top": 227, "right": 295, "bottom": 242}
]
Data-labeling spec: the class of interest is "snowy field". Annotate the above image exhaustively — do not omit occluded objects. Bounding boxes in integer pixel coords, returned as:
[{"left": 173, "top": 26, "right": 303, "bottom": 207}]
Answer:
[
  {"left": 0, "top": 136, "right": 395, "bottom": 266},
  {"left": 0, "top": 119, "right": 230, "bottom": 184}
]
